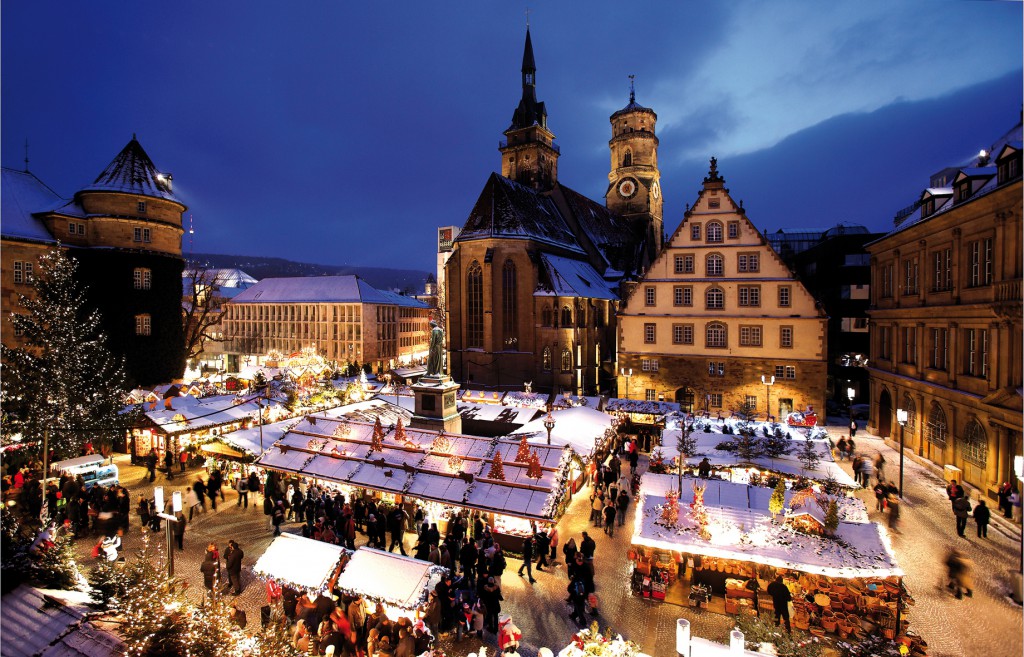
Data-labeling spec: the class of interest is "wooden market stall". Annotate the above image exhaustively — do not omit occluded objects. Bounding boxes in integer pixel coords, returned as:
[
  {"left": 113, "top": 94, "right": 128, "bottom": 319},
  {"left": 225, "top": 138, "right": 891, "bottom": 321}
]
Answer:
[
  {"left": 605, "top": 398, "right": 679, "bottom": 452},
  {"left": 252, "top": 533, "right": 349, "bottom": 593},
  {"left": 629, "top": 474, "right": 919, "bottom": 651},
  {"left": 333, "top": 547, "right": 446, "bottom": 621}
]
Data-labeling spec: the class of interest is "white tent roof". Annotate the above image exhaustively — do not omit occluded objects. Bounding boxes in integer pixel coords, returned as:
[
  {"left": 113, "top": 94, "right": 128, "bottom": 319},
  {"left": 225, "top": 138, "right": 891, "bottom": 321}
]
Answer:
[
  {"left": 252, "top": 533, "right": 347, "bottom": 592},
  {"left": 334, "top": 548, "right": 444, "bottom": 610},
  {"left": 511, "top": 406, "right": 614, "bottom": 455}
]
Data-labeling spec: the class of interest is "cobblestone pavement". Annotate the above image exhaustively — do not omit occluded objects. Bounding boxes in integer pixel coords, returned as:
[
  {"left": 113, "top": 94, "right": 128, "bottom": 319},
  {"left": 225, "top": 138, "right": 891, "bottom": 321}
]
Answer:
[{"left": 824, "top": 429, "right": 1023, "bottom": 657}]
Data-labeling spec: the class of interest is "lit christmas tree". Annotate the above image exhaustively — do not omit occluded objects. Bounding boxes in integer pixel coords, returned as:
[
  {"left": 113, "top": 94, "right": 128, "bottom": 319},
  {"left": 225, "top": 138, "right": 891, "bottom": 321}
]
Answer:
[
  {"left": 660, "top": 489, "right": 680, "bottom": 525},
  {"left": 1, "top": 248, "right": 136, "bottom": 459},
  {"left": 487, "top": 450, "right": 506, "bottom": 480},
  {"left": 526, "top": 449, "right": 543, "bottom": 479},
  {"left": 769, "top": 479, "right": 786, "bottom": 519},
  {"left": 691, "top": 482, "right": 710, "bottom": 540},
  {"left": 514, "top": 435, "right": 531, "bottom": 462},
  {"left": 371, "top": 416, "right": 386, "bottom": 452}
]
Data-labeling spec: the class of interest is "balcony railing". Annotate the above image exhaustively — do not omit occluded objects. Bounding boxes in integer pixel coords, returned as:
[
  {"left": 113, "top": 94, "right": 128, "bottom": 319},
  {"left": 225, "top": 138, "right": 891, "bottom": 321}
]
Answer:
[{"left": 995, "top": 277, "right": 1022, "bottom": 303}]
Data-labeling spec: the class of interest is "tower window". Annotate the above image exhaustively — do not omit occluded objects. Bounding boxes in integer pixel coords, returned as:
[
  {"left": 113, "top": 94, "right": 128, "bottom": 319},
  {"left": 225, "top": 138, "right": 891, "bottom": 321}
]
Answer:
[
  {"left": 502, "top": 259, "right": 518, "bottom": 349},
  {"left": 137, "top": 201, "right": 147, "bottom": 214},
  {"left": 133, "top": 227, "right": 151, "bottom": 242},
  {"left": 561, "top": 349, "right": 572, "bottom": 372},
  {"left": 622, "top": 150, "right": 632, "bottom": 167},
  {"left": 542, "top": 347, "right": 552, "bottom": 372},
  {"left": 135, "top": 314, "right": 152, "bottom": 336},
  {"left": 133, "top": 268, "right": 152, "bottom": 290}
]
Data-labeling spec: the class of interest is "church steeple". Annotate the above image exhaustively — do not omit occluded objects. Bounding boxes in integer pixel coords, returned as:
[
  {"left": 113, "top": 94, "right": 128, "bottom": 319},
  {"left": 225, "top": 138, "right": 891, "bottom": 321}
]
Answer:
[{"left": 500, "top": 28, "right": 559, "bottom": 190}]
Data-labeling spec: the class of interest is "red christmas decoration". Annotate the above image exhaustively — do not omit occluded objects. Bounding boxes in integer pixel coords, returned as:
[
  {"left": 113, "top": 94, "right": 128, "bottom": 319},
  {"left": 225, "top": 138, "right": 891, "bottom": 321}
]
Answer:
[
  {"left": 487, "top": 450, "right": 506, "bottom": 481},
  {"left": 370, "top": 416, "right": 386, "bottom": 452},
  {"left": 526, "top": 449, "right": 543, "bottom": 479},
  {"left": 514, "top": 435, "right": 531, "bottom": 463},
  {"left": 691, "top": 481, "right": 710, "bottom": 540}
]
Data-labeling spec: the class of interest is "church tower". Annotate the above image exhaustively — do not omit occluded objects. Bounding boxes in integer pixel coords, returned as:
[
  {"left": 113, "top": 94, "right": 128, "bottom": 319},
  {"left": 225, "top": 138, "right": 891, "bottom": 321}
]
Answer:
[
  {"left": 606, "top": 80, "right": 663, "bottom": 259},
  {"left": 499, "top": 28, "right": 559, "bottom": 191}
]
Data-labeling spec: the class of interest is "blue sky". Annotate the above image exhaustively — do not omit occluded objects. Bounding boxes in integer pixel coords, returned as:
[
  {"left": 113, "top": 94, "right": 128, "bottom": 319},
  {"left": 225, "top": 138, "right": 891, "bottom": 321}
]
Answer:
[{"left": 3, "top": 1, "right": 1021, "bottom": 275}]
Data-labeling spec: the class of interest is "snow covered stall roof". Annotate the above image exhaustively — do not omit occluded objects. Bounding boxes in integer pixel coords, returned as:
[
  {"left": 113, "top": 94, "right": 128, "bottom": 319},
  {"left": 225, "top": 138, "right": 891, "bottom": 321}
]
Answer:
[
  {"left": 334, "top": 548, "right": 445, "bottom": 611},
  {"left": 255, "top": 414, "right": 573, "bottom": 521},
  {"left": 633, "top": 474, "right": 900, "bottom": 580},
  {"left": 253, "top": 533, "right": 348, "bottom": 593}
]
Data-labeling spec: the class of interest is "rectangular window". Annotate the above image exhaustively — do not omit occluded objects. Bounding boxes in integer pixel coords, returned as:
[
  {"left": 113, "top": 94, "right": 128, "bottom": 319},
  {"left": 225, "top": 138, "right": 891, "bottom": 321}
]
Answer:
[
  {"left": 645, "top": 286, "right": 656, "bottom": 306},
  {"left": 13, "top": 261, "right": 23, "bottom": 284},
  {"left": 737, "top": 253, "right": 760, "bottom": 273},
  {"left": 673, "top": 286, "right": 690, "bottom": 306},
  {"left": 641, "top": 358, "right": 659, "bottom": 372},
  {"left": 969, "top": 239, "right": 993, "bottom": 286},
  {"left": 901, "top": 326, "right": 916, "bottom": 364},
  {"left": 137, "top": 201, "right": 147, "bottom": 214},
  {"left": 738, "top": 286, "right": 761, "bottom": 307},
  {"left": 784, "top": 366, "right": 796, "bottom": 380},
  {"left": 683, "top": 255, "right": 694, "bottom": 274},
  {"left": 745, "top": 395, "right": 757, "bottom": 409},
  {"left": 774, "top": 365, "right": 785, "bottom": 379},
  {"left": 133, "top": 269, "right": 152, "bottom": 290},
  {"left": 881, "top": 263, "right": 894, "bottom": 297},
  {"left": 930, "top": 327, "right": 948, "bottom": 370},
  {"left": 739, "top": 325, "right": 762, "bottom": 346},
  {"left": 645, "top": 389, "right": 658, "bottom": 402},
  {"left": 879, "top": 325, "right": 891, "bottom": 360},
  {"left": 780, "top": 326, "right": 793, "bottom": 348},
  {"left": 778, "top": 285, "right": 791, "bottom": 308},
  {"left": 134, "top": 227, "right": 142, "bottom": 242},
  {"left": 932, "top": 248, "right": 952, "bottom": 291},
  {"left": 728, "top": 221, "right": 739, "bottom": 239},
  {"left": 709, "top": 393, "right": 723, "bottom": 408},
  {"left": 644, "top": 323, "right": 656, "bottom": 344},
  {"left": 673, "top": 323, "right": 693, "bottom": 345},
  {"left": 135, "top": 314, "right": 151, "bottom": 336},
  {"left": 690, "top": 224, "right": 701, "bottom": 241},
  {"left": 903, "top": 257, "right": 918, "bottom": 295},
  {"left": 965, "top": 328, "right": 989, "bottom": 377},
  {"left": 674, "top": 255, "right": 686, "bottom": 274}
]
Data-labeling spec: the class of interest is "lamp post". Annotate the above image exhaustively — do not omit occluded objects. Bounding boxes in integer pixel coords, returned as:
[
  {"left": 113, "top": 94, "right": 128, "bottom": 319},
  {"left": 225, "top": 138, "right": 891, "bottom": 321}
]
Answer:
[
  {"left": 623, "top": 368, "right": 632, "bottom": 400},
  {"left": 847, "top": 385, "right": 856, "bottom": 433},
  {"left": 761, "top": 375, "right": 775, "bottom": 422},
  {"left": 543, "top": 409, "right": 556, "bottom": 446},
  {"left": 154, "top": 487, "right": 183, "bottom": 576},
  {"left": 896, "top": 408, "right": 908, "bottom": 499}
]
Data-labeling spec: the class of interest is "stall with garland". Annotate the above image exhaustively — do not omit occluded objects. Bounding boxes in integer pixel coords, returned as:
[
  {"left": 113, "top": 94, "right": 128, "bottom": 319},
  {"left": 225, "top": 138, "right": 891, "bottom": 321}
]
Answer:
[
  {"left": 252, "top": 533, "right": 349, "bottom": 593},
  {"left": 255, "top": 412, "right": 578, "bottom": 554},
  {"left": 605, "top": 398, "right": 679, "bottom": 452},
  {"left": 334, "top": 547, "right": 446, "bottom": 621},
  {"left": 629, "top": 474, "right": 919, "bottom": 652}
]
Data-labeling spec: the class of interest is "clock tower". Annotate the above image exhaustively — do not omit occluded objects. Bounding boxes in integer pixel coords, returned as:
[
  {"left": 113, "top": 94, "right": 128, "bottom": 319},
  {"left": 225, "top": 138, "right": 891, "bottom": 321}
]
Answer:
[
  {"left": 499, "top": 28, "right": 559, "bottom": 191},
  {"left": 606, "top": 81, "right": 663, "bottom": 258}
]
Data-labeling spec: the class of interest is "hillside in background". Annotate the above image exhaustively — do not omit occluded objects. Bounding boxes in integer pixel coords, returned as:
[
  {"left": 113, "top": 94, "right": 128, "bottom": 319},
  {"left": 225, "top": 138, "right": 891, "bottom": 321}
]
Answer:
[{"left": 188, "top": 253, "right": 432, "bottom": 293}]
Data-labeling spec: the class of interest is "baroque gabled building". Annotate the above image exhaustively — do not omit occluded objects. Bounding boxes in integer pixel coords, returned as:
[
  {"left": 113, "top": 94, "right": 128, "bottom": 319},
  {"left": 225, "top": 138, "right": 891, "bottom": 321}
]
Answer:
[
  {"left": 866, "top": 118, "right": 1022, "bottom": 494},
  {"left": 444, "top": 29, "right": 657, "bottom": 393},
  {"left": 1, "top": 137, "right": 186, "bottom": 385},
  {"left": 617, "top": 159, "right": 828, "bottom": 416}
]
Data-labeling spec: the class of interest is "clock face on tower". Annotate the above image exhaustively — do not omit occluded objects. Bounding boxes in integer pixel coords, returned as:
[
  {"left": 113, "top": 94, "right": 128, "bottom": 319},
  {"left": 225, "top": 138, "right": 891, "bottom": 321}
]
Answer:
[{"left": 617, "top": 177, "right": 639, "bottom": 199}]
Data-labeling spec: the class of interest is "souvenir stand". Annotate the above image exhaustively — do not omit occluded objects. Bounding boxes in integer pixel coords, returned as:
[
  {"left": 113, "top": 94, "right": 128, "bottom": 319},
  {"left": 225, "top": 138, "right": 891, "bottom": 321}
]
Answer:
[
  {"left": 630, "top": 474, "right": 920, "bottom": 651},
  {"left": 255, "top": 410, "right": 576, "bottom": 555},
  {"left": 604, "top": 399, "right": 679, "bottom": 452},
  {"left": 333, "top": 547, "right": 446, "bottom": 621},
  {"left": 253, "top": 533, "right": 349, "bottom": 593},
  {"left": 509, "top": 406, "right": 613, "bottom": 492},
  {"left": 206, "top": 416, "right": 298, "bottom": 490}
]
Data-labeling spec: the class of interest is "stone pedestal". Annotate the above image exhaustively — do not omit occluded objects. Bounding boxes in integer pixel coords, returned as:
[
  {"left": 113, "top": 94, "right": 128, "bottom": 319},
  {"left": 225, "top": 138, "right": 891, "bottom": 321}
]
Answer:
[{"left": 410, "top": 374, "right": 462, "bottom": 434}]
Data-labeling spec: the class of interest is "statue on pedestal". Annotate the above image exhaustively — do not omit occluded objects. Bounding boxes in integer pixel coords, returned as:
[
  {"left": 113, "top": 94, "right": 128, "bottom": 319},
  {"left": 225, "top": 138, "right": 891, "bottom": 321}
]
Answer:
[{"left": 426, "top": 320, "right": 445, "bottom": 377}]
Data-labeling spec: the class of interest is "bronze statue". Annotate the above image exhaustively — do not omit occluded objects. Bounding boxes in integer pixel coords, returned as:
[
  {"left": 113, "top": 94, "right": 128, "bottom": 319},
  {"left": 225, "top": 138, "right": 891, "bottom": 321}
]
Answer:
[{"left": 426, "top": 320, "right": 444, "bottom": 377}]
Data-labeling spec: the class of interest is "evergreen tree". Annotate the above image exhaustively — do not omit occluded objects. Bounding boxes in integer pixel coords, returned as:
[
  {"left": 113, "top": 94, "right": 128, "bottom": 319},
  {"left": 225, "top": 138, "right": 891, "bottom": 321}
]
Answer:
[
  {"left": 761, "top": 430, "right": 792, "bottom": 459},
  {"left": 824, "top": 500, "right": 840, "bottom": 534},
  {"left": 514, "top": 435, "right": 531, "bottom": 463},
  {"left": 797, "top": 439, "right": 822, "bottom": 474},
  {"left": 1, "top": 249, "right": 136, "bottom": 459},
  {"left": 487, "top": 450, "right": 506, "bottom": 480},
  {"left": 371, "top": 417, "right": 387, "bottom": 451},
  {"left": 769, "top": 479, "right": 786, "bottom": 518},
  {"left": 734, "top": 432, "right": 763, "bottom": 462},
  {"left": 526, "top": 450, "right": 543, "bottom": 479}
]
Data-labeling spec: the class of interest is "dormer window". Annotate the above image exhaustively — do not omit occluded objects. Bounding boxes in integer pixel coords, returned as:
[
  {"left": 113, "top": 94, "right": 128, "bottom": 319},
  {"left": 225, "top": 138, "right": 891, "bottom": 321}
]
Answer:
[
  {"left": 997, "top": 148, "right": 1021, "bottom": 184},
  {"left": 921, "top": 198, "right": 935, "bottom": 218},
  {"left": 956, "top": 182, "right": 971, "bottom": 203}
]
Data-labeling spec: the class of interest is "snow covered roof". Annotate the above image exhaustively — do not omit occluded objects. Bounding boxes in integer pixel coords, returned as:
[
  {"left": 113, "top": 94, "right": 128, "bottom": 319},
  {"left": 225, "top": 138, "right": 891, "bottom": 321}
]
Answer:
[
  {"left": 1, "top": 168, "right": 61, "bottom": 243},
  {"left": 606, "top": 398, "right": 680, "bottom": 415},
  {"left": 551, "top": 395, "right": 602, "bottom": 410},
  {"left": 231, "top": 275, "right": 395, "bottom": 305},
  {"left": 538, "top": 253, "right": 618, "bottom": 300},
  {"left": 256, "top": 414, "right": 573, "bottom": 521},
  {"left": 335, "top": 548, "right": 444, "bottom": 610},
  {"left": 511, "top": 406, "right": 614, "bottom": 455},
  {"left": 252, "top": 533, "right": 347, "bottom": 592},
  {"left": 218, "top": 417, "right": 300, "bottom": 456},
  {"left": 78, "top": 137, "right": 178, "bottom": 202},
  {"left": 458, "top": 402, "right": 540, "bottom": 426},
  {"left": 633, "top": 474, "right": 901, "bottom": 579},
  {"left": 660, "top": 427, "right": 858, "bottom": 487},
  {"left": 0, "top": 585, "right": 124, "bottom": 657},
  {"left": 322, "top": 398, "right": 413, "bottom": 426},
  {"left": 138, "top": 394, "right": 282, "bottom": 436},
  {"left": 375, "top": 289, "right": 430, "bottom": 309}
]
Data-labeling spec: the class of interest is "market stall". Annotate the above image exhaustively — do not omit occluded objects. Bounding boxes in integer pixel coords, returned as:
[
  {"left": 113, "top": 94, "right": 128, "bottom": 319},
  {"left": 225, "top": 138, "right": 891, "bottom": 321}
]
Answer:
[
  {"left": 334, "top": 547, "right": 446, "bottom": 621},
  {"left": 252, "top": 533, "right": 349, "bottom": 593},
  {"left": 605, "top": 398, "right": 679, "bottom": 451},
  {"left": 629, "top": 474, "right": 914, "bottom": 648}
]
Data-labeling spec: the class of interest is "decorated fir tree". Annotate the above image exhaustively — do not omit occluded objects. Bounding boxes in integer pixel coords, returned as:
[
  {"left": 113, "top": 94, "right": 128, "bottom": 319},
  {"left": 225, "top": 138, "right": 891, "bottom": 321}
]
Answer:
[
  {"left": 824, "top": 500, "right": 840, "bottom": 535},
  {"left": 487, "top": 450, "right": 506, "bottom": 480},
  {"left": 660, "top": 489, "right": 680, "bottom": 525},
  {"left": 526, "top": 450, "right": 543, "bottom": 479},
  {"left": 769, "top": 479, "right": 786, "bottom": 519},
  {"left": 371, "top": 417, "right": 387, "bottom": 452},
  {"left": 514, "top": 435, "right": 531, "bottom": 463},
  {"left": 1, "top": 248, "right": 136, "bottom": 459},
  {"left": 691, "top": 481, "right": 710, "bottom": 540}
]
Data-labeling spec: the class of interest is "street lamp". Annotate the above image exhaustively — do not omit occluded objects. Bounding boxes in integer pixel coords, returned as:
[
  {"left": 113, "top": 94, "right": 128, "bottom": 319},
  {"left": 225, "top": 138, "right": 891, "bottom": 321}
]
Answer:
[
  {"left": 895, "top": 408, "right": 908, "bottom": 499},
  {"left": 761, "top": 375, "right": 775, "bottom": 421},
  {"left": 154, "top": 487, "right": 183, "bottom": 576},
  {"left": 847, "top": 386, "right": 856, "bottom": 434},
  {"left": 623, "top": 368, "right": 632, "bottom": 400},
  {"left": 543, "top": 409, "right": 556, "bottom": 446}
]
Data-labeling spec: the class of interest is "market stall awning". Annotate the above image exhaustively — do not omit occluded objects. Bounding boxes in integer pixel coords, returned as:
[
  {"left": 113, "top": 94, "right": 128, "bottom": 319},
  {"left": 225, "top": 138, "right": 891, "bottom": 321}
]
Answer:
[
  {"left": 252, "top": 534, "right": 348, "bottom": 593},
  {"left": 199, "top": 442, "right": 248, "bottom": 459},
  {"left": 633, "top": 474, "right": 901, "bottom": 579},
  {"left": 334, "top": 548, "right": 444, "bottom": 610},
  {"left": 510, "top": 406, "right": 614, "bottom": 455}
]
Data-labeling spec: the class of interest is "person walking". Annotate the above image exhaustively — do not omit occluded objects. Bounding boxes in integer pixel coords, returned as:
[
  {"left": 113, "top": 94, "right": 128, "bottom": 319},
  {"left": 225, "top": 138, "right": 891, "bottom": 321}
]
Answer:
[
  {"left": 849, "top": 419, "right": 858, "bottom": 437},
  {"left": 1011, "top": 488, "right": 1022, "bottom": 523},
  {"left": 887, "top": 494, "right": 900, "bottom": 533},
  {"left": 146, "top": 451, "right": 157, "bottom": 482},
  {"left": 185, "top": 486, "right": 202, "bottom": 521},
  {"left": 997, "top": 482, "right": 1013, "bottom": 518},
  {"left": 873, "top": 480, "right": 888, "bottom": 512},
  {"left": 172, "top": 509, "right": 186, "bottom": 550},
  {"left": 973, "top": 499, "right": 990, "bottom": 538},
  {"left": 223, "top": 539, "right": 244, "bottom": 595},
  {"left": 874, "top": 452, "right": 886, "bottom": 483},
  {"left": 766, "top": 575, "right": 792, "bottom": 633},
  {"left": 272, "top": 500, "right": 285, "bottom": 536},
  {"left": 603, "top": 499, "right": 616, "bottom": 537},
  {"left": 562, "top": 537, "right": 578, "bottom": 566},
  {"left": 946, "top": 479, "right": 964, "bottom": 505},
  {"left": 179, "top": 449, "right": 188, "bottom": 473},
  {"left": 535, "top": 529, "right": 550, "bottom": 571},
  {"left": 590, "top": 487, "right": 604, "bottom": 526},
  {"left": 580, "top": 531, "right": 596, "bottom": 561},
  {"left": 945, "top": 547, "right": 974, "bottom": 599},
  {"left": 164, "top": 450, "right": 175, "bottom": 480},
  {"left": 616, "top": 488, "right": 629, "bottom": 526},
  {"left": 859, "top": 457, "right": 875, "bottom": 488},
  {"left": 193, "top": 478, "right": 208, "bottom": 514},
  {"left": 567, "top": 575, "right": 587, "bottom": 625},
  {"left": 237, "top": 476, "right": 249, "bottom": 509},
  {"left": 200, "top": 550, "right": 219, "bottom": 597},
  {"left": 517, "top": 535, "right": 536, "bottom": 583},
  {"left": 547, "top": 525, "right": 559, "bottom": 563},
  {"left": 836, "top": 437, "right": 849, "bottom": 461},
  {"left": 952, "top": 495, "right": 972, "bottom": 537},
  {"left": 480, "top": 576, "right": 502, "bottom": 634},
  {"left": 388, "top": 506, "right": 408, "bottom": 555}
]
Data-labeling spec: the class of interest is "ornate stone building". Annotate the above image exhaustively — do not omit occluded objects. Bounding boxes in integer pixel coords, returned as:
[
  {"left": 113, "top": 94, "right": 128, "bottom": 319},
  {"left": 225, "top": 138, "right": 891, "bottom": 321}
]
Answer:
[
  {"left": 1, "top": 138, "right": 187, "bottom": 385},
  {"left": 444, "top": 29, "right": 656, "bottom": 392},
  {"left": 617, "top": 160, "right": 828, "bottom": 416},
  {"left": 866, "top": 119, "right": 1022, "bottom": 493}
]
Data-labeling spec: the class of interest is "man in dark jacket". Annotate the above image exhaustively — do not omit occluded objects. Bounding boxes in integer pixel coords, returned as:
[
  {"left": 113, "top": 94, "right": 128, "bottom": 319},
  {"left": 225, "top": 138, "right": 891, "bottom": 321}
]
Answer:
[
  {"left": 388, "top": 507, "right": 408, "bottom": 555},
  {"left": 200, "top": 552, "right": 219, "bottom": 595},
  {"left": 766, "top": 575, "right": 792, "bottom": 633},
  {"left": 973, "top": 499, "right": 991, "bottom": 538},
  {"left": 952, "top": 495, "right": 972, "bottom": 537},
  {"left": 517, "top": 535, "right": 536, "bottom": 583},
  {"left": 580, "top": 531, "right": 596, "bottom": 561},
  {"left": 223, "top": 539, "right": 244, "bottom": 594},
  {"left": 146, "top": 451, "right": 157, "bottom": 482},
  {"left": 535, "top": 530, "right": 550, "bottom": 571}
]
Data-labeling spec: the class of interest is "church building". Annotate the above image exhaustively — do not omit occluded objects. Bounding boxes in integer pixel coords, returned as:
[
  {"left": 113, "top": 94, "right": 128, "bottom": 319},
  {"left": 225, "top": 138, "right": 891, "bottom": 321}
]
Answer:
[{"left": 444, "top": 29, "right": 659, "bottom": 393}]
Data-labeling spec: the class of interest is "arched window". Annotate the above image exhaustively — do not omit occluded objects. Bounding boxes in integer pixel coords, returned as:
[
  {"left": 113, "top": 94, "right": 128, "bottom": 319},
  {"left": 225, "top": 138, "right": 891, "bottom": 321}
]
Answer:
[
  {"left": 706, "top": 287, "right": 725, "bottom": 309},
  {"left": 542, "top": 347, "right": 552, "bottom": 371},
  {"left": 502, "top": 259, "right": 518, "bottom": 350},
  {"left": 622, "top": 150, "right": 632, "bottom": 167},
  {"left": 706, "top": 221, "right": 724, "bottom": 243},
  {"left": 542, "top": 305, "right": 553, "bottom": 327},
  {"left": 561, "top": 348, "right": 572, "bottom": 372},
  {"left": 926, "top": 403, "right": 947, "bottom": 446},
  {"left": 706, "top": 322, "right": 727, "bottom": 348},
  {"left": 561, "top": 306, "right": 572, "bottom": 327},
  {"left": 467, "top": 261, "right": 483, "bottom": 348},
  {"left": 960, "top": 420, "right": 987, "bottom": 467},
  {"left": 706, "top": 254, "right": 724, "bottom": 276},
  {"left": 133, "top": 267, "right": 152, "bottom": 290},
  {"left": 902, "top": 395, "right": 916, "bottom": 432},
  {"left": 576, "top": 302, "right": 586, "bottom": 328}
]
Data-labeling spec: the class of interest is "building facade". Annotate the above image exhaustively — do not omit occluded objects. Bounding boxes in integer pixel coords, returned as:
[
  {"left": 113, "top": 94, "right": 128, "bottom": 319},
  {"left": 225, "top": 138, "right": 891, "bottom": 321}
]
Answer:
[
  {"left": 618, "top": 160, "right": 828, "bottom": 416},
  {"left": 866, "top": 120, "right": 1022, "bottom": 494},
  {"left": 1, "top": 137, "right": 186, "bottom": 386},
  {"left": 222, "top": 275, "right": 430, "bottom": 373},
  {"left": 445, "top": 29, "right": 655, "bottom": 393}
]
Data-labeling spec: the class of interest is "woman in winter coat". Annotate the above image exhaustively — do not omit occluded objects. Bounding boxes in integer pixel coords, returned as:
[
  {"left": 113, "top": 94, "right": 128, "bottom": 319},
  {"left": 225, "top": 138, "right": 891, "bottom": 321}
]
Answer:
[
  {"left": 480, "top": 576, "right": 502, "bottom": 634},
  {"left": 562, "top": 537, "right": 578, "bottom": 567}
]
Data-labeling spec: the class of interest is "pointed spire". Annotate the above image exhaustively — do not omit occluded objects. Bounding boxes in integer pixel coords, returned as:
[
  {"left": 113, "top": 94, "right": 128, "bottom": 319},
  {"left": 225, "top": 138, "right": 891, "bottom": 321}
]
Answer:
[
  {"left": 82, "top": 137, "right": 177, "bottom": 201},
  {"left": 629, "top": 74, "right": 636, "bottom": 105},
  {"left": 522, "top": 27, "right": 536, "bottom": 78}
]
